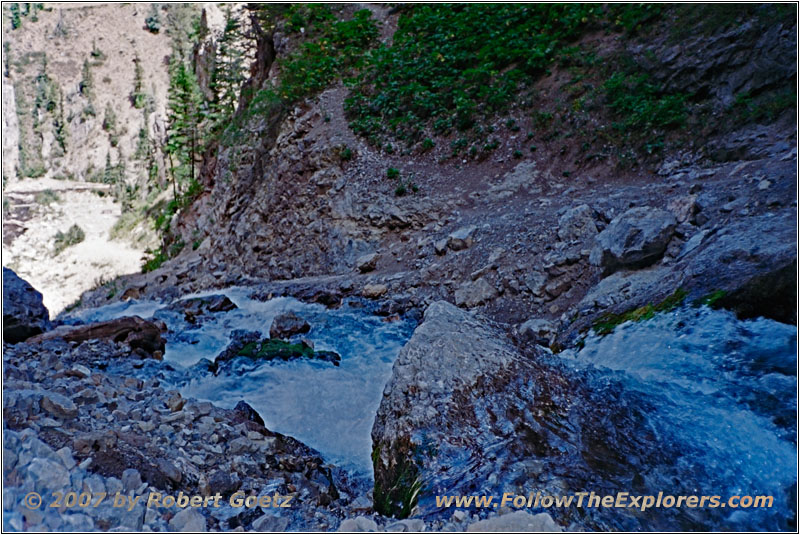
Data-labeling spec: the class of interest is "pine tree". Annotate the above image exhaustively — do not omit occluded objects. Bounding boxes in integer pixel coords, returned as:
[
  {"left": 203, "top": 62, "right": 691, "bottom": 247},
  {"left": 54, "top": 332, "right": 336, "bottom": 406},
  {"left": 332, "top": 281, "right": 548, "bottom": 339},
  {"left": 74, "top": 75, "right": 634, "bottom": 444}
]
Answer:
[
  {"left": 131, "top": 54, "right": 147, "bottom": 109},
  {"left": 166, "top": 51, "right": 203, "bottom": 198},
  {"left": 79, "top": 59, "right": 93, "bottom": 98},
  {"left": 209, "top": 7, "right": 246, "bottom": 126}
]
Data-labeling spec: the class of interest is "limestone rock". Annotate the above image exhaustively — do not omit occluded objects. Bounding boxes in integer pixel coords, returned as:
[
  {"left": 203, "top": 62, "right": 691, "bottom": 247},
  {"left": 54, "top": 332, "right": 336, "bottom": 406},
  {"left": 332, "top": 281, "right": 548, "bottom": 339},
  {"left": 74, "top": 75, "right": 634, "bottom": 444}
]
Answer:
[
  {"left": 269, "top": 312, "right": 311, "bottom": 339},
  {"left": 338, "top": 516, "right": 379, "bottom": 532},
  {"left": 169, "top": 294, "right": 237, "bottom": 323},
  {"left": 28, "top": 316, "right": 167, "bottom": 359},
  {"left": 3, "top": 267, "right": 51, "bottom": 344},
  {"left": 372, "top": 302, "right": 553, "bottom": 518},
  {"left": 557, "top": 204, "right": 598, "bottom": 242},
  {"left": 40, "top": 392, "right": 78, "bottom": 419},
  {"left": 590, "top": 207, "right": 677, "bottom": 273},
  {"left": 454, "top": 277, "right": 498, "bottom": 308},
  {"left": 447, "top": 225, "right": 477, "bottom": 251},
  {"left": 356, "top": 253, "right": 380, "bottom": 273},
  {"left": 363, "top": 284, "right": 388, "bottom": 298},
  {"left": 518, "top": 318, "right": 556, "bottom": 345},
  {"left": 169, "top": 508, "right": 206, "bottom": 532}
]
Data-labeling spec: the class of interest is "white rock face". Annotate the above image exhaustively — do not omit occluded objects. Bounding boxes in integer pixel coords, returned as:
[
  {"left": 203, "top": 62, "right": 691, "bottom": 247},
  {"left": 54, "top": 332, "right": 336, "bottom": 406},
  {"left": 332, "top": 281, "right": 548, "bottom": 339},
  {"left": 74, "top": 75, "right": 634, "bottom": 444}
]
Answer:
[{"left": 2, "top": 81, "right": 20, "bottom": 180}]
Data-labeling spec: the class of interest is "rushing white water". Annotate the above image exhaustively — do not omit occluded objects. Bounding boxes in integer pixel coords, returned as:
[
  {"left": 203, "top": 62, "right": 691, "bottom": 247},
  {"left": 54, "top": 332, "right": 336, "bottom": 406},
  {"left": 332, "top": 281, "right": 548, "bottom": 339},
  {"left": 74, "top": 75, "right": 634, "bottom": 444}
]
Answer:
[
  {"left": 63, "top": 291, "right": 796, "bottom": 529},
  {"left": 561, "top": 305, "right": 797, "bottom": 531},
  {"left": 64, "top": 288, "right": 415, "bottom": 475}
]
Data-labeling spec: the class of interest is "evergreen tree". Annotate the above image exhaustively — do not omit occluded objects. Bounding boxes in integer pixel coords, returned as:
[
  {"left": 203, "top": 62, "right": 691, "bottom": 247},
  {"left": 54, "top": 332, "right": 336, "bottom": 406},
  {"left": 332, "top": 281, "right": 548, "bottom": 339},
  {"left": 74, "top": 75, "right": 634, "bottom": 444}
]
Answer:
[
  {"left": 79, "top": 58, "right": 93, "bottom": 99},
  {"left": 209, "top": 7, "right": 246, "bottom": 126},
  {"left": 131, "top": 54, "right": 147, "bottom": 108},
  {"left": 166, "top": 51, "right": 203, "bottom": 198}
]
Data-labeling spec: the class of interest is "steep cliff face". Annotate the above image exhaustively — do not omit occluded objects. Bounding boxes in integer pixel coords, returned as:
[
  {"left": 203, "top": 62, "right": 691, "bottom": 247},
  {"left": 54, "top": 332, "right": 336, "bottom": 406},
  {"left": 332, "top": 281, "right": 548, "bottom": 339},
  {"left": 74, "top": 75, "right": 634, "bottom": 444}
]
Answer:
[{"left": 0, "top": 3, "right": 231, "bottom": 313}]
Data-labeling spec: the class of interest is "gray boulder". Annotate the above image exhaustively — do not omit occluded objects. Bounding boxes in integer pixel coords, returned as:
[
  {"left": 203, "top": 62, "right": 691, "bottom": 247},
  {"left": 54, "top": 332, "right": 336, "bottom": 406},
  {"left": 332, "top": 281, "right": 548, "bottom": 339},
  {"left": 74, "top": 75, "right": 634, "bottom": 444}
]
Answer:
[
  {"left": 447, "top": 225, "right": 477, "bottom": 251},
  {"left": 557, "top": 204, "right": 598, "bottom": 242},
  {"left": 454, "top": 277, "right": 498, "bottom": 308},
  {"left": 590, "top": 207, "right": 677, "bottom": 273},
  {"left": 518, "top": 318, "right": 556, "bottom": 346},
  {"left": 372, "top": 302, "right": 554, "bottom": 518},
  {"left": 3, "top": 267, "right": 51, "bottom": 343},
  {"left": 356, "top": 253, "right": 380, "bottom": 273}
]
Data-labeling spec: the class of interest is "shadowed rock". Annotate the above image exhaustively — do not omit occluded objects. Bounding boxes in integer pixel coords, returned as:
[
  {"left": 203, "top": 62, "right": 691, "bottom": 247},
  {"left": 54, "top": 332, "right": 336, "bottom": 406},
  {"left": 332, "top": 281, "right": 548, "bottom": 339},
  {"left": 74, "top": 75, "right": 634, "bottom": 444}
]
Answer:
[{"left": 3, "top": 267, "right": 51, "bottom": 343}]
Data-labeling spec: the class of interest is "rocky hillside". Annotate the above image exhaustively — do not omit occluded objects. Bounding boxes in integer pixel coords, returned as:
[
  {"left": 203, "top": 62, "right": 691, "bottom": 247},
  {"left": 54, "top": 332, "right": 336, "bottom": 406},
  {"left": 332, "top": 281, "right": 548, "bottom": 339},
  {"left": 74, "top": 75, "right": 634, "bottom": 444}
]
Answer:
[
  {"left": 2, "top": 3, "right": 797, "bottom": 532},
  {"left": 79, "top": 4, "right": 796, "bottom": 338}
]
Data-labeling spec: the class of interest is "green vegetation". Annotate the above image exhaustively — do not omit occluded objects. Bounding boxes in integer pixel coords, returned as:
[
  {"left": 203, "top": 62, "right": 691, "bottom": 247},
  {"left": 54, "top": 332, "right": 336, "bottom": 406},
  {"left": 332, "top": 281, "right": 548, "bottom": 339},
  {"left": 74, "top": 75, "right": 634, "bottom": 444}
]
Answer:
[
  {"left": 693, "top": 289, "right": 727, "bottom": 308},
  {"left": 9, "top": 3, "right": 21, "bottom": 29},
  {"left": 145, "top": 4, "right": 161, "bottom": 33},
  {"left": 346, "top": 4, "right": 602, "bottom": 146},
  {"left": 603, "top": 72, "right": 687, "bottom": 131},
  {"left": 592, "top": 288, "right": 688, "bottom": 336},
  {"left": 238, "top": 339, "right": 314, "bottom": 361},
  {"left": 733, "top": 89, "right": 796, "bottom": 124},
  {"left": 235, "top": 339, "right": 340, "bottom": 364},
  {"left": 34, "top": 189, "right": 60, "bottom": 205},
  {"left": 386, "top": 167, "right": 400, "bottom": 180},
  {"left": 53, "top": 224, "right": 85, "bottom": 255},
  {"left": 208, "top": 7, "right": 246, "bottom": 127},
  {"left": 141, "top": 247, "right": 167, "bottom": 273},
  {"left": 276, "top": 8, "right": 378, "bottom": 103},
  {"left": 131, "top": 54, "right": 148, "bottom": 109},
  {"left": 372, "top": 440, "right": 423, "bottom": 519}
]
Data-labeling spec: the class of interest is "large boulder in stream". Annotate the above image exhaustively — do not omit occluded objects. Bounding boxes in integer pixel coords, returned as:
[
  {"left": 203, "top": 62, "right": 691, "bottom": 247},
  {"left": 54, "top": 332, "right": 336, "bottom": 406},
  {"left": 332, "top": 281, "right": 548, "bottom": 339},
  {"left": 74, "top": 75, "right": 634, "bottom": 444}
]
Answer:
[
  {"left": 3, "top": 267, "right": 51, "bottom": 344},
  {"left": 27, "top": 316, "right": 167, "bottom": 359},
  {"left": 371, "top": 301, "right": 563, "bottom": 523}
]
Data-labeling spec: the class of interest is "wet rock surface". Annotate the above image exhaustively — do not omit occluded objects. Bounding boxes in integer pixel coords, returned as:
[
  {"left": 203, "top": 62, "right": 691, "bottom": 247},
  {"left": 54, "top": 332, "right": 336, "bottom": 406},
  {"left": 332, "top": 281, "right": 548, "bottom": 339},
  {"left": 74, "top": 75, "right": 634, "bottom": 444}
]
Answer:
[
  {"left": 372, "top": 302, "right": 558, "bottom": 519},
  {"left": 269, "top": 311, "right": 311, "bottom": 339},
  {"left": 167, "top": 294, "right": 237, "bottom": 324}
]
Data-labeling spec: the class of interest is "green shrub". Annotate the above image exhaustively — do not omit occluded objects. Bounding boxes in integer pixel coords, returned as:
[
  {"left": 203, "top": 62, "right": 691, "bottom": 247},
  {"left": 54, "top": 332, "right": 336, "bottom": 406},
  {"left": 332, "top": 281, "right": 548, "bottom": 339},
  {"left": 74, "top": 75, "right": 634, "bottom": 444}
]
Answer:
[
  {"left": 346, "top": 4, "right": 604, "bottom": 146},
  {"left": 141, "top": 247, "right": 167, "bottom": 272},
  {"left": 34, "top": 189, "right": 60, "bottom": 205},
  {"left": 53, "top": 224, "right": 85, "bottom": 255},
  {"left": 603, "top": 72, "right": 687, "bottom": 131},
  {"left": 145, "top": 5, "right": 161, "bottom": 33},
  {"left": 386, "top": 167, "right": 400, "bottom": 179}
]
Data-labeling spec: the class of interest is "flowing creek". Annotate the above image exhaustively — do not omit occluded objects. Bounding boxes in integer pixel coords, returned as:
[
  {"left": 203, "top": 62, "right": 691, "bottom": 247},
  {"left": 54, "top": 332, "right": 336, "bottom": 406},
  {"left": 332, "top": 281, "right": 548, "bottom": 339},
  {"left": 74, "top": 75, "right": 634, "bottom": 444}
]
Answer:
[{"left": 63, "top": 290, "right": 796, "bottom": 530}]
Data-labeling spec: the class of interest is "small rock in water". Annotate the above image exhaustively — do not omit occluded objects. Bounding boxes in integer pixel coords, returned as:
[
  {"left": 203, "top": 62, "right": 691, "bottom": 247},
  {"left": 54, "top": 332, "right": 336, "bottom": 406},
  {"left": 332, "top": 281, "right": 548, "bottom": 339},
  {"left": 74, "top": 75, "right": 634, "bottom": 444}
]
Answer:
[{"left": 269, "top": 312, "right": 311, "bottom": 339}]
